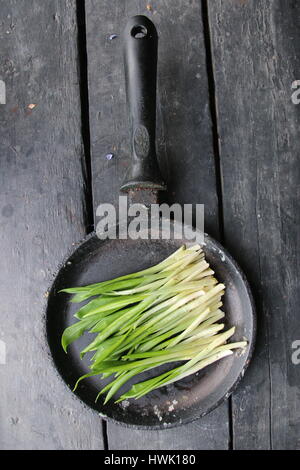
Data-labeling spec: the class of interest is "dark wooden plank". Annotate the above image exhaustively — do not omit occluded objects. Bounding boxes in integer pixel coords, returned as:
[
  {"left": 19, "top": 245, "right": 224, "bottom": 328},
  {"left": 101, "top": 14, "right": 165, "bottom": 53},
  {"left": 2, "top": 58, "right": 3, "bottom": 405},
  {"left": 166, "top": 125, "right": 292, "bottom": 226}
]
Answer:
[
  {"left": 85, "top": 0, "right": 229, "bottom": 449},
  {"left": 106, "top": 406, "right": 229, "bottom": 450},
  {"left": 208, "top": 0, "right": 300, "bottom": 450},
  {"left": 0, "top": 0, "right": 104, "bottom": 450}
]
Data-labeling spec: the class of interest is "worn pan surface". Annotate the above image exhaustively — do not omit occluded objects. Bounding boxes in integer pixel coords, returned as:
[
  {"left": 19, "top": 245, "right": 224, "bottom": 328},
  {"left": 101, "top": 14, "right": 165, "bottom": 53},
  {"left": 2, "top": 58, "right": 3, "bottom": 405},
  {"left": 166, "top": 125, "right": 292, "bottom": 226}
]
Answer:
[
  {"left": 46, "top": 229, "right": 255, "bottom": 429},
  {"left": 46, "top": 16, "right": 255, "bottom": 429}
]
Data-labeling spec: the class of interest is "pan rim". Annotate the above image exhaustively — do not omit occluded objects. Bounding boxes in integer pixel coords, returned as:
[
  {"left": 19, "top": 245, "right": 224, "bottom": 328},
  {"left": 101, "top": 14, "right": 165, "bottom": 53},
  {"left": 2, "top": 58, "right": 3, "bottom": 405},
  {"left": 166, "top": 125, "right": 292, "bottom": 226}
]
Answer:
[{"left": 44, "top": 228, "right": 256, "bottom": 430}]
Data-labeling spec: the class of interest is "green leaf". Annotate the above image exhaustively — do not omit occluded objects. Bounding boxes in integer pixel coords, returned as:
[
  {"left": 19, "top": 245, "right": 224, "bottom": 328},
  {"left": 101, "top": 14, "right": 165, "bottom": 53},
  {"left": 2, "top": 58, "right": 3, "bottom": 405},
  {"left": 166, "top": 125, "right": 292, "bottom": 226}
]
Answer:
[
  {"left": 103, "top": 368, "right": 144, "bottom": 404},
  {"left": 75, "top": 296, "right": 117, "bottom": 319},
  {"left": 61, "top": 315, "right": 99, "bottom": 353},
  {"left": 116, "top": 369, "right": 175, "bottom": 402},
  {"left": 60, "top": 244, "right": 247, "bottom": 404},
  {"left": 89, "top": 335, "right": 127, "bottom": 367},
  {"left": 73, "top": 371, "right": 102, "bottom": 392}
]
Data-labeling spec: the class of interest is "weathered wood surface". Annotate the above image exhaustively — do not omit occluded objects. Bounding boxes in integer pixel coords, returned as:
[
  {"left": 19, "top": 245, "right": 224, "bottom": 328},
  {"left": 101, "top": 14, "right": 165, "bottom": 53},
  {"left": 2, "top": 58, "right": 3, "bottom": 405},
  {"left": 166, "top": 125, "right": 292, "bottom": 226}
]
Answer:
[
  {"left": 0, "top": 0, "right": 104, "bottom": 450},
  {"left": 85, "top": 0, "right": 229, "bottom": 450},
  {"left": 1, "top": 0, "right": 300, "bottom": 451},
  {"left": 208, "top": 0, "right": 300, "bottom": 450}
]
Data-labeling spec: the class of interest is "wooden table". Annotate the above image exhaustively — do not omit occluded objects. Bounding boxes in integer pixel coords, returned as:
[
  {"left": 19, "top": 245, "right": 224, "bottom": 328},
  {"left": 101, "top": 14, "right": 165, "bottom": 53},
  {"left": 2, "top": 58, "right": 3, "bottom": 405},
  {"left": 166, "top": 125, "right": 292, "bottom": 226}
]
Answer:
[{"left": 1, "top": 0, "right": 299, "bottom": 450}]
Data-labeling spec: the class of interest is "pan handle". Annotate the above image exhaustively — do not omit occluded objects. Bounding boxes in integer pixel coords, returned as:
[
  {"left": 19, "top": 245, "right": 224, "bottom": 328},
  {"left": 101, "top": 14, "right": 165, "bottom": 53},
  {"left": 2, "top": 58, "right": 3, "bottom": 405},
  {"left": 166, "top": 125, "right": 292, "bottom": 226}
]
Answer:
[{"left": 120, "top": 15, "right": 166, "bottom": 192}]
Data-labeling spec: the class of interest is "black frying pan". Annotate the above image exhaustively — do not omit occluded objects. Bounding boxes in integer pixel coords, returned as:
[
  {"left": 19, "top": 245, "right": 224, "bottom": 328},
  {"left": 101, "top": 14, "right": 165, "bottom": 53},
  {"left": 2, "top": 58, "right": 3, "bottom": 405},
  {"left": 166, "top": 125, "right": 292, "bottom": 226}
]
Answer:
[{"left": 46, "top": 15, "right": 255, "bottom": 429}]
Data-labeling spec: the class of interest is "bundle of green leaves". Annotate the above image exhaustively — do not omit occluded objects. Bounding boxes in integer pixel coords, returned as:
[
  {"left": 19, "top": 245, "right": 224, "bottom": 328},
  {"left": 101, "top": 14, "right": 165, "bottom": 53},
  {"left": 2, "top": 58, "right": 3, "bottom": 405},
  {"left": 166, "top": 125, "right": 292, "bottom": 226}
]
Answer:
[{"left": 61, "top": 245, "right": 246, "bottom": 403}]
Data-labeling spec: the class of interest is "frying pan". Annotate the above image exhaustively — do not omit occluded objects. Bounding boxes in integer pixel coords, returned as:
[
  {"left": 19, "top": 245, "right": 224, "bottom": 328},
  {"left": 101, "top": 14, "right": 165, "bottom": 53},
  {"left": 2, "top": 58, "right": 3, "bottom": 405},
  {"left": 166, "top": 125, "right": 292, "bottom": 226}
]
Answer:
[{"left": 46, "top": 15, "right": 255, "bottom": 429}]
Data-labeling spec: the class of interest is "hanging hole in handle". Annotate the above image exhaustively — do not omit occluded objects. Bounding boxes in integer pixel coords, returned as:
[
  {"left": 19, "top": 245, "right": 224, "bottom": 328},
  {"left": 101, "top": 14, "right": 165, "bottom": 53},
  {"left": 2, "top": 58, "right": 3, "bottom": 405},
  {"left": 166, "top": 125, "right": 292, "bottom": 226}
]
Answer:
[{"left": 131, "top": 25, "right": 148, "bottom": 39}]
